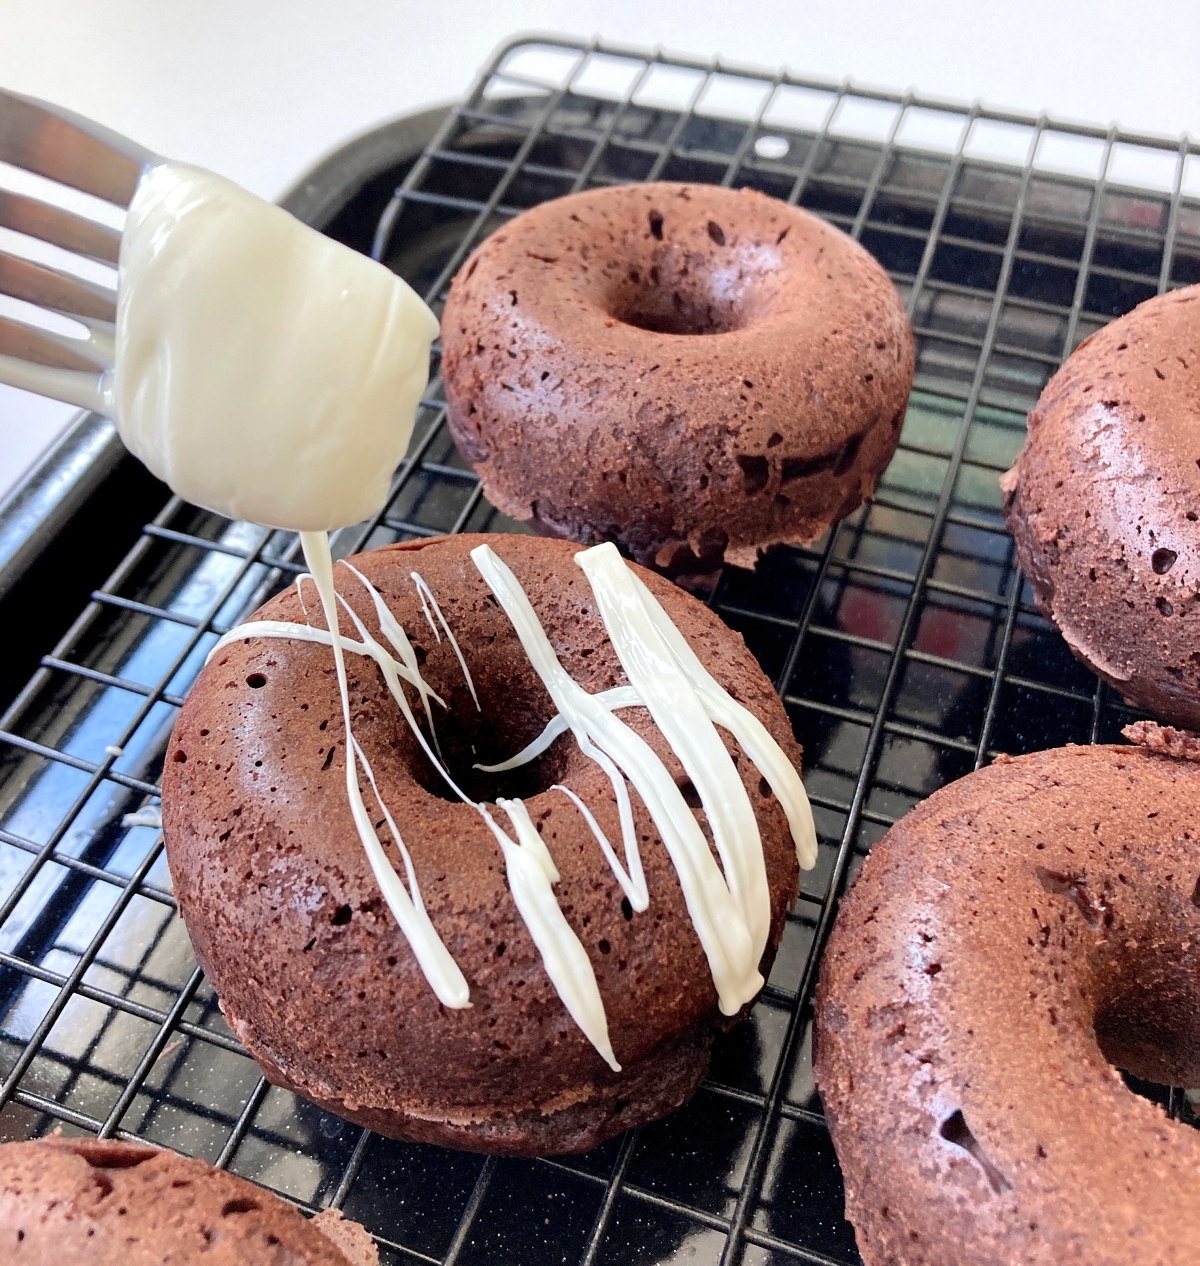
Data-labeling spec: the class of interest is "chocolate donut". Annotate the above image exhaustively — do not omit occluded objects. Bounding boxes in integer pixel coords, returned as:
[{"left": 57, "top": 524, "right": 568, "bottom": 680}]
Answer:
[
  {"left": 441, "top": 183, "right": 914, "bottom": 574},
  {"left": 162, "top": 534, "right": 807, "bottom": 1154},
  {"left": 0, "top": 1137, "right": 377, "bottom": 1263},
  {"left": 814, "top": 735, "right": 1200, "bottom": 1265},
  {"left": 1002, "top": 284, "right": 1200, "bottom": 727}
]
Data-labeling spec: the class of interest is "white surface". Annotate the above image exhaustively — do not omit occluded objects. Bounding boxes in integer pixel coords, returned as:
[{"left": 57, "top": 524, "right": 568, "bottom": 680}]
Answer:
[{"left": 2, "top": 0, "right": 1198, "bottom": 498}]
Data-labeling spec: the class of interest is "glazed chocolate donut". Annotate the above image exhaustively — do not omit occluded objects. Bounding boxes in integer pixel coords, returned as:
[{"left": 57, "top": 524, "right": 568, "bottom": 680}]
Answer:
[
  {"left": 814, "top": 734, "right": 1200, "bottom": 1265},
  {"left": 1002, "top": 284, "right": 1200, "bottom": 727},
  {"left": 441, "top": 183, "right": 914, "bottom": 575},
  {"left": 162, "top": 534, "right": 806, "bottom": 1154},
  {"left": 0, "top": 1137, "right": 377, "bottom": 1263}
]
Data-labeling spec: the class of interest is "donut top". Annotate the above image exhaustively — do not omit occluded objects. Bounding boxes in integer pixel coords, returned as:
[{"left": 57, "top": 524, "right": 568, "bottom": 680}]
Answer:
[
  {"left": 0, "top": 1137, "right": 375, "bottom": 1264},
  {"left": 1000, "top": 285, "right": 1200, "bottom": 693},
  {"left": 815, "top": 737, "right": 1200, "bottom": 1263},
  {"left": 441, "top": 181, "right": 913, "bottom": 568},
  {"left": 446, "top": 181, "right": 908, "bottom": 460},
  {"left": 210, "top": 539, "right": 816, "bottom": 1068}
]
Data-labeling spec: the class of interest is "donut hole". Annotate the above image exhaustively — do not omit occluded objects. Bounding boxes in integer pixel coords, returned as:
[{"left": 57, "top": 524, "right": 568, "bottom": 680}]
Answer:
[
  {"left": 616, "top": 279, "right": 745, "bottom": 337},
  {"left": 404, "top": 675, "right": 577, "bottom": 806},
  {"left": 1032, "top": 863, "right": 1200, "bottom": 1088},
  {"left": 418, "top": 737, "right": 573, "bottom": 806},
  {"left": 609, "top": 237, "right": 775, "bottom": 337},
  {"left": 1091, "top": 937, "right": 1200, "bottom": 1088}
]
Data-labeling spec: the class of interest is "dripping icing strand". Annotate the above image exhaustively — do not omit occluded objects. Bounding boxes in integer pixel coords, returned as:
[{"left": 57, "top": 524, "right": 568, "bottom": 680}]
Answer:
[
  {"left": 473, "top": 554, "right": 818, "bottom": 874},
  {"left": 486, "top": 798, "right": 618, "bottom": 1069},
  {"left": 412, "top": 570, "right": 481, "bottom": 710},
  {"left": 213, "top": 539, "right": 816, "bottom": 1062},
  {"left": 617, "top": 560, "right": 818, "bottom": 871},
  {"left": 297, "top": 531, "right": 470, "bottom": 1008},
  {"left": 577, "top": 546, "right": 773, "bottom": 964}
]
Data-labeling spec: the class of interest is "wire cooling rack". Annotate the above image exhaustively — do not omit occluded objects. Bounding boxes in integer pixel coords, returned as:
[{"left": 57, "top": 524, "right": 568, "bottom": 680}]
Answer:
[{"left": 1, "top": 34, "right": 1198, "bottom": 1266}]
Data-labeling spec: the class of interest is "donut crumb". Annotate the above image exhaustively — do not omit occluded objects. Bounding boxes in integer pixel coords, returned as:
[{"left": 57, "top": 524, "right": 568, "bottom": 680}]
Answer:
[{"left": 1123, "top": 719, "right": 1200, "bottom": 761}]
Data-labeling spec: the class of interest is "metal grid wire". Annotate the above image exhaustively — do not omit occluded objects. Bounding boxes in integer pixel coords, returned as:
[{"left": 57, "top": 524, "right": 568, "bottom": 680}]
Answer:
[{"left": 1, "top": 34, "right": 1199, "bottom": 1266}]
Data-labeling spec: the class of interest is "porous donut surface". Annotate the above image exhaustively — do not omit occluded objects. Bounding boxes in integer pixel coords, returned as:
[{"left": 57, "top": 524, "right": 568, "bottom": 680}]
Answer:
[
  {"left": 0, "top": 1137, "right": 376, "bottom": 1263},
  {"left": 814, "top": 741, "right": 1200, "bottom": 1266},
  {"left": 162, "top": 534, "right": 801, "bottom": 1154},
  {"left": 1003, "top": 284, "right": 1200, "bottom": 728},
  {"left": 441, "top": 182, "right": 914, "bottom": 574}
]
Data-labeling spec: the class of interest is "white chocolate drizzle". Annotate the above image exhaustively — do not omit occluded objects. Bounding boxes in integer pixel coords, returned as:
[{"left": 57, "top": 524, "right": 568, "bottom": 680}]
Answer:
[
  {"left": 485, "top": 798, "right": 618, "bottom": 1069},
  {"left": 298, "top": 531, "right": 470, "bottom": 1008},
  {"left": 475, "top": 544, "right": 774, "bottom": 1015},
  {"left": 412, "top": 570, "right": 480, "bottom": 710},
  {"left": 123, "top": 806, "right": 162, "bottom": 831},
  {"left": 212, "top": 536, "right": 815, "bottom": 1066}
]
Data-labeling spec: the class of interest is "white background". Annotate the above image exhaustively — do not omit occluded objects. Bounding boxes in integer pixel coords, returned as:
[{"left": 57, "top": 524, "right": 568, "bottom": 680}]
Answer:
[{"left": 2, "top": 0, "right": 1199, "bottom": 495}]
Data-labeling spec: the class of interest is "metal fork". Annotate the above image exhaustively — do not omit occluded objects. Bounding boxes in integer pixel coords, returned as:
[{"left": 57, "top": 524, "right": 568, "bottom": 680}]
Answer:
[{"left": 0, "top": 86, "right": 157, "bottom": 414}]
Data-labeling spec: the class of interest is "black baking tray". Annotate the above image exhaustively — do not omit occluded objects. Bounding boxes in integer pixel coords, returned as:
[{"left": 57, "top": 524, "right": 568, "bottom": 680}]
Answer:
[{"left": 0, "top": 34, "right": 1196, "bottom": 1266}]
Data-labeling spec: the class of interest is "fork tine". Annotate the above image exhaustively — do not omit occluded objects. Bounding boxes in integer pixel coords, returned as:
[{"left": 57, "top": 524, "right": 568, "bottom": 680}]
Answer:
[
  {"left": 0, "top": 313, "right": 107, "bottom": 372},
  {"left": 0, "top": 189, "right": 122, "bottom": 264},
  {"left": 0, "top": 250, "right": 116, "bottom": 322},
  {"left": 0, "top": 87, "right": 154, "bottom": 206},
  {"left": 0, "top": 349, "right": 107, "bottom": 413}
]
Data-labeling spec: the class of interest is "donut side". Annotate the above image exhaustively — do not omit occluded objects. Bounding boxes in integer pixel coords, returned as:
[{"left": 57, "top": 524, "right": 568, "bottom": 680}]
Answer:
[
  {"left": 1002, "top": 285, "right": 1200, "bottom": 727},
  {"left": 813, "top": 743, "right": 1200, "bottom": 1266},
  {"left": 441, "top": 182, "right": 913, "bottom": 575},
  {"left": 162, "top": 534, "right": 802, "bottom": 1154},
  {"left": 0, "top": 1137, "right": 373, "bottom": 1263}
]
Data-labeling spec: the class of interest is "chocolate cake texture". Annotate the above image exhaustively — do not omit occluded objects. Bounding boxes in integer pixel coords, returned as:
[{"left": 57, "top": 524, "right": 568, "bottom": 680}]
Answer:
[
  {"left": 0, "top": 1136, "right": 377, "bottom": 1263},
  {"left": 163, "top": 534, "right": 803, "bottom": 1153},
  {"left": 814, "top": 737, "right": 1200, "bottom": 1265},
  {"left": 1003, "top": 285, "right": 1200, "bottom": 727},
  {"left": 441, "top": 182, "right": 914, "bottom": 575}
]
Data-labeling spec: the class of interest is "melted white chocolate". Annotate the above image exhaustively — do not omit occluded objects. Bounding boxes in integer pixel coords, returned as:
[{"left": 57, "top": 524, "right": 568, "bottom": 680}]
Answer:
[
  {"left": 299, "top": 531, "right": 470, "bottom": 1009},
  {"left": 487, "top": 799, "right": 618, "bottom": 1069},
  {"left": 577, "top": 545, "right": 772, "bottom": 966},
  {"left": 115, "top": 163, "right": 438, "bottom": 532},
  {"left": 616, "top": 558, "right": 818, "bottom": 872},
  {"left": 212, "top": 554, "right": 620, "bottom": 1067},
  {"left": 471, "top": 543, "right": 804, "bottom": 1017},
  {"left": 412, "top": 571, "right": 480, "bottom": 710}
]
